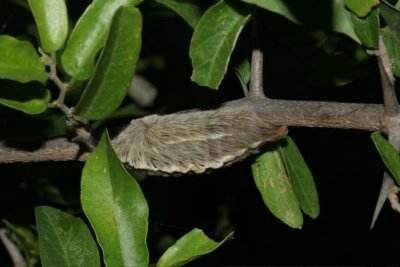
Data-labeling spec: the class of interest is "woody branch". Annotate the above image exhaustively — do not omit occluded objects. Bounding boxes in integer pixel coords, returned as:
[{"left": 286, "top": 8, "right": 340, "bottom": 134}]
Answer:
[{"left": 0, "top": 16, "right": 395, "bottom": 164}]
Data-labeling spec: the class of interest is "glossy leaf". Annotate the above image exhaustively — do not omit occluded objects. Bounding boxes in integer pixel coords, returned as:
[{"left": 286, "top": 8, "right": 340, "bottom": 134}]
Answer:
[
  {"left": 0, "top": 35, "right": 47, "bottom": 83},
  {"left": 74, "top": 6, "right": 142, "bottom": 120},
  {"left": 155, "top": 0, "right": 203, "bottom": 28},
  {"left": 278, "top": 137, "right": 319, "bottom": 219},
  {"left": 381, "top": 27, "right": 400, "bottom": 77},
  {"left": 35, "top": 206, "right": 100, "bottom": 267},
  {"left": 350, "top": 7, "right": 379, "bottom": 48},
  {"left": 27, "top": 0, "right": 68, "bottom": 52},
  {"left": 240, "top": 0, "right": 360, "bottom": 43},
  {"left": 157, "top": 229, "right": 233, "bottom": 267},
  {"left": 371, "top": 132, "right": 400, "bottom": 185},
  {"left": 61, "top": 0, "right": 142, "bottom": 80},
  {"left": 190, "top": 0, "right": 252, "bottom": 89},
  {"left": 251, "top": 144, "right": 303, "bottom": 229},
  {"left": 0, "top": 80, "right": 50, "bottom": 114},
  {"left": 344, "top": 0, "right": 379, "bottom": 17},
  {"left": 81, "top": 131, "right": 149, "bottom": 267}
]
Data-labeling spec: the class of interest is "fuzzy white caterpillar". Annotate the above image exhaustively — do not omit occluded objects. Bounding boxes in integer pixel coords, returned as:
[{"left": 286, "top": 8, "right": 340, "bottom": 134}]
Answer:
[{"left": 112, "top": 105, "right": 287, "bottom": 176}]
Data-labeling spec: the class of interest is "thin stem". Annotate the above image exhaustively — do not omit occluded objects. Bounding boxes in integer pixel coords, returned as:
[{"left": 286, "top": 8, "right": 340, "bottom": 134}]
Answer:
[
  {"left": 48, "top": 52, "right": 70, "bottom": 115},
  {"left": 249, "top": 10, "right": 265, "bottom": 98},
  {"left": 38, "top": 49, "right": 96, "bottom": 150}
]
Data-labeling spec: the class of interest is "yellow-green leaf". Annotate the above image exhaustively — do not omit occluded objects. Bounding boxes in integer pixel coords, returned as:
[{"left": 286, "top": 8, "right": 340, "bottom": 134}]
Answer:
[
  {"left": 0, "top": 35, "right": 47, "bottom": 83},
  {"left": 81, "top": 130, "right": 149, "bottom": 266},
  {"left": 0, "top": 80, "right": 50, "bottom": 114},
  {"left": 344, "top": 0, "right": 379, "bottom": 17},
  {"left": 28, "top": 0, "right": 68, "bottom": 52},
  {"left": 74, "top": 6, "right": 142, "bottom": 120},
  {"left": 61, "top": 0, "right": 142, "bottom": 80},
  {"left": 157, "top": 229, "right": 233, "bottom": 267}
]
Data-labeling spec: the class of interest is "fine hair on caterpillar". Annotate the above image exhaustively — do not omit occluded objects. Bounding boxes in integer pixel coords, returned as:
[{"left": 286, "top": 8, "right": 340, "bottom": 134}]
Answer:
[{"left": 112, "top": 105, "right": 287, "bottom": 176}]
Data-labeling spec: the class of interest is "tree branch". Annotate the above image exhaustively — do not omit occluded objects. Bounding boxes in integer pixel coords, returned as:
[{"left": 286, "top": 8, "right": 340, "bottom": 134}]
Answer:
[
  {"left": 370, "top": 36, "right": 400, "bottom": 229},
  {"left": 249, "top": 10, "right": 265, "bottom": 98},
  {"left": 0, "top": 98, "right": 388, "bottom": 163},
  {"left": 0, "top": 137, "right": 89, "bottom": 163}
]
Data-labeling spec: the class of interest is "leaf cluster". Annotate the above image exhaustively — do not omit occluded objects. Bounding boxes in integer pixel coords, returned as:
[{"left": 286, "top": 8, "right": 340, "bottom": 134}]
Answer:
[{"left": 1, "top": 0, "right": 400, "bottom": 266}]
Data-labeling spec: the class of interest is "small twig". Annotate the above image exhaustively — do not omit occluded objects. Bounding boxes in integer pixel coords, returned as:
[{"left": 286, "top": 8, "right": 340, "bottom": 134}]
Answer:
[
  {"left": 370, "top": 36, "right": 400, "bottom": 229},
  {"left": 38, "top": 49, "right": 96, "bottom": 151},
  {"left": 249, "top": 10, "right": 265, "bottom": 98},
  {"left": 47, "top": 52, "right": 70, "bottom": 115},
  {"left": 0, "top": 229, "right": 26, "bottom": 267}
]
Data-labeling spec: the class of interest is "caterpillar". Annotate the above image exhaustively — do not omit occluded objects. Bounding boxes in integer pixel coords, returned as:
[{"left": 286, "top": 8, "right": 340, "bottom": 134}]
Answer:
[{"left": 112, "top": 105, "right": 287, "bottom": 176}]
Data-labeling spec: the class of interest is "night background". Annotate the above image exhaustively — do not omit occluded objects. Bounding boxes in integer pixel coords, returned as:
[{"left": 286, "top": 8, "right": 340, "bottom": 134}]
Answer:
[{"left": 1, "top": 0, "right": 399, "bottom": 265}]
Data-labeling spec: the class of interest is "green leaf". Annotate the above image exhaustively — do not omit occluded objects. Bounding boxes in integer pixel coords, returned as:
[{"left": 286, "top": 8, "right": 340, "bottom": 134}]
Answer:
[
  {"left": 190, "top": 0, "right": 252, "bottom": 89},
  {"left": 344, "top": 0, "right": 379, "bottom": 17},
  {"left": 278, "top": 137, "right": 319, "bottom": 219},
  {"left": 35, "top": 206, "right": 100, "bottom": 267},
  {"left": 74, "top": 6, "right": 142, "bottom": 120},
  {"left": 233, "top": 57, "right": 250, "bottom": 96},
  {"left": 371, "top": 132, "right": 400, "bottom": 185},
  {"left": 240, "top": 0, "right": 360, "bottom": 43},
  {"left": 157, "top": 229, "right": 233, "bottom": 267},
  {"left": 0, "top": 35, "right": 47, "bottom": 83},
  {"left": 27, "top": 0, "right": 68, "bottom": 52},
  {"left": 380, "top": 1, "right": 400, "bottom": 77},
  {"left": 380, "top": 1, "right": 400, "bottom": 33},
  {"left": 155, "top": 0, "right": 203, "bottom": 28},
  {"left": 251, "top": 144, "right": 303, "bottom": 229},
  {"left": 350, "top": 7, "right": 379, "bottom": 48},
  {"left": 0, "top": 80, "right": 50, "bottom": 114},
  {"left": 61, "top": 0, "right": 142, "bottom": 80},
  {"left": 381, "top": 27, "right": 400, "bottom": 77},
  {"left": 81, "top": 130, "right": 149, "bottom": 267}
]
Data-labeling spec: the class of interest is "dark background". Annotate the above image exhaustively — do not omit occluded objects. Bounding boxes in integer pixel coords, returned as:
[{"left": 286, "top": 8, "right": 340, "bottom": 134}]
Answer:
[{"left": 1, "top": 0, "right": 399, "bottom": 265}]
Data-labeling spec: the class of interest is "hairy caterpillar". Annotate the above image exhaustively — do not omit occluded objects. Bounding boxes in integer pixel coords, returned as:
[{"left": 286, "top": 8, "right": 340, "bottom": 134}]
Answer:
[{"left": 112, "top": 105, "right": 287, "bottom": 176}]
